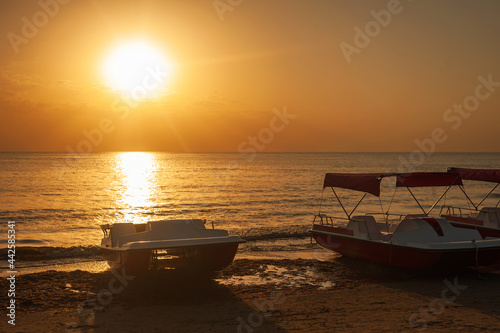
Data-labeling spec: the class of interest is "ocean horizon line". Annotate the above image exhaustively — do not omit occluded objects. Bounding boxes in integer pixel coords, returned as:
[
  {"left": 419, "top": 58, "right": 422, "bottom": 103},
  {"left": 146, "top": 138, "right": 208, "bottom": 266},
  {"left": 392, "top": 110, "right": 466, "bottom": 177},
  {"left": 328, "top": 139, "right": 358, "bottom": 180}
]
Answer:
[{"left": 1, "top": 151, "right": 500, "bottom": 154}]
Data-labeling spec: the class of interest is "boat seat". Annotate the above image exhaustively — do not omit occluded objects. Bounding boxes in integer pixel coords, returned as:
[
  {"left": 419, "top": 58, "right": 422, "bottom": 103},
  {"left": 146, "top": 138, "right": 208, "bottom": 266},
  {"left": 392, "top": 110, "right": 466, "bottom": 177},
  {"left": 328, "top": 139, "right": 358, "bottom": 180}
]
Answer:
[
  {"left": 351, "top": 216, "right": 383, "bottom": 240},
  {"left": 110, "top": 223, "right": 137, "bottom": 247},
  {"left": 117, "top": 219, "right": 228, "bottom": 247},
  {"left": 148, "top": 219, "right": 228, "bottom": 238},
  {"left": 477, "top": 207, "right": 500, "bottom": 228},
  {"left": 145, "top": 219, "right": 204, "bottom": 231}
]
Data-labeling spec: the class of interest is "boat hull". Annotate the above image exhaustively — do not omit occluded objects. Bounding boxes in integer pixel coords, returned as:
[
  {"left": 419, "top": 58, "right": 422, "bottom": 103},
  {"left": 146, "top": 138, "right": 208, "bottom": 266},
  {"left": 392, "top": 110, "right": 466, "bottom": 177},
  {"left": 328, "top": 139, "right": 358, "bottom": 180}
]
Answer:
[
  {"left": 101, "top": 242, "right": 241, "bottom": 275},
  {"left": 311, "top": 224, "right": 500, "bottom": 270}
]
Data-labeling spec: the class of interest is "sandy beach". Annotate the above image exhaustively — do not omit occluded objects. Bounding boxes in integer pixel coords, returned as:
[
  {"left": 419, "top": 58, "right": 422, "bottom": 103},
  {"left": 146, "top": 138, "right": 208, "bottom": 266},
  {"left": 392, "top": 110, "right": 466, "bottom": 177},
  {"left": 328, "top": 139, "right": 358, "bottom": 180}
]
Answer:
[{"left": 3, "top": 250, "right": 500, "bottom": 333}]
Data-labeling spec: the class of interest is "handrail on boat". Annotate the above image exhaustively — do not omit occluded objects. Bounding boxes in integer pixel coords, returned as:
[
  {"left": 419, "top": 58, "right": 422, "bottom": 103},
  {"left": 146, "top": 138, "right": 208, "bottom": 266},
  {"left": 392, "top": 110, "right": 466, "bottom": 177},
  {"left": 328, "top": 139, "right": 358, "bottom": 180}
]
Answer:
[
  {"left": 313, "top": 214, "right": 333, "bottom": 226},
  {"left": 313, "top": 214, "right": 350, "bottom": 226},
  {"left": 313, "top": 213, "right": 406, "bottom": 227},
  {"left": 203, "top": 219, "right": 215, "bottom": 229},
  {"left": 100, "top": 224, "right": 111, "bottom": 237},
  {"left": 439, "top": 205, "right": 477, "bottom": 217},
  {"left": 366, "top": 212, "right": 406, "bottom": 222},
  {"left": 312, "top": 214, "right": 397, "bottom": 241}
]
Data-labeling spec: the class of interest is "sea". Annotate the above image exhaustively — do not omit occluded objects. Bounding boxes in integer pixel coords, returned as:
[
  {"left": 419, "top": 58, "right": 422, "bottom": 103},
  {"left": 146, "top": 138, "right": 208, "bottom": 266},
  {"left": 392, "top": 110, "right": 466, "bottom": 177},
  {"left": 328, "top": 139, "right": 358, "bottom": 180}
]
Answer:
[{"left": 1, "top": 152, "right": 499, "bottom": 273}]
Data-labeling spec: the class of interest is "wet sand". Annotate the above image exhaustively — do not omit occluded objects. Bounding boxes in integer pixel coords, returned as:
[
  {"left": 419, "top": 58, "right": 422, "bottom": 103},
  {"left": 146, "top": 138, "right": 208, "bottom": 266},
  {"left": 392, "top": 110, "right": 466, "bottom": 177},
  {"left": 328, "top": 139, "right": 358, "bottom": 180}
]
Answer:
[{"left": 2, "top": 254, "right": 500, "bottom": 332}]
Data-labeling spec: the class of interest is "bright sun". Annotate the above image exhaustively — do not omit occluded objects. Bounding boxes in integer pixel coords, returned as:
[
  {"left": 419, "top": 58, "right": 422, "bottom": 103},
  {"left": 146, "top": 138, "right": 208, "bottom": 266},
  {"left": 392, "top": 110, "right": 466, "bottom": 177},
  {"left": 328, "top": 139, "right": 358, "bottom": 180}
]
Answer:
[{"left": 102, "top": 41, "right": 172, "bottom": 99}]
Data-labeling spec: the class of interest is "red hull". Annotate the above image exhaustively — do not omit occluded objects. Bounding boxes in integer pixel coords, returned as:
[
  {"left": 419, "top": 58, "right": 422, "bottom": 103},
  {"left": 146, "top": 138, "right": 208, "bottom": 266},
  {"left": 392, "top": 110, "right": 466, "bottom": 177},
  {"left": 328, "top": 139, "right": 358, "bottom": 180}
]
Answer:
[
  {"left": 101, "top": 242, "right": 240, "bottom": 275},
  {"left": 311, "top": 224, "right": 500, "bottom": 270}
]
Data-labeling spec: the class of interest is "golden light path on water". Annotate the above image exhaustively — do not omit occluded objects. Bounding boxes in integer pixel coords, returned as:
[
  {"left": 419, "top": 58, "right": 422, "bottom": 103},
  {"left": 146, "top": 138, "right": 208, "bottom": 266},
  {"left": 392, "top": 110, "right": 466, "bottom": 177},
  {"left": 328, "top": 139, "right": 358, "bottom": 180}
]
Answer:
[{"left": 116, "top": 152, "right": 159, "bottom": 223}]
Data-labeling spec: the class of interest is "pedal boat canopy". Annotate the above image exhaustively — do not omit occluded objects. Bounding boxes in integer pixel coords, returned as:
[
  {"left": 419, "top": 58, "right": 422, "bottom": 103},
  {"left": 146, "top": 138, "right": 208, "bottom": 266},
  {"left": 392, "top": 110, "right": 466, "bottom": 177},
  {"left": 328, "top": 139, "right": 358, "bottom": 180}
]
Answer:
[
  {"left": 323, "top": 172, "right": 463, "bottom": 197},
  {"left": 448, "top": 167, "right": 500, "bottom": 184}
]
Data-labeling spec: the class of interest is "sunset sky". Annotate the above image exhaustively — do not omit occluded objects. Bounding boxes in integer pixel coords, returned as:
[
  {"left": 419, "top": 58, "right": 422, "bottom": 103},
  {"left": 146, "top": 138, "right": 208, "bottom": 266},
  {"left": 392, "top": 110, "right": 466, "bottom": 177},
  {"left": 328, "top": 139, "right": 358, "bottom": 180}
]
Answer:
[{"left": 1, "top": 0, "right": 499, "bottom": 152}]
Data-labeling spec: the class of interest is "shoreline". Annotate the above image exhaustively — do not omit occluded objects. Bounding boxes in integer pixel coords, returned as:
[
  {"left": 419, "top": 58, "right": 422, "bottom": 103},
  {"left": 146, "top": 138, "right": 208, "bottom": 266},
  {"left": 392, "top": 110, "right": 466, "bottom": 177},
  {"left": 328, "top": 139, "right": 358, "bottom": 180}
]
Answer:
[
  {"left": 0, "top": 237, "right": 324, "bottom": 277},
  {"left": 2, "top": 249, "right": 500, "bottom": 332}
]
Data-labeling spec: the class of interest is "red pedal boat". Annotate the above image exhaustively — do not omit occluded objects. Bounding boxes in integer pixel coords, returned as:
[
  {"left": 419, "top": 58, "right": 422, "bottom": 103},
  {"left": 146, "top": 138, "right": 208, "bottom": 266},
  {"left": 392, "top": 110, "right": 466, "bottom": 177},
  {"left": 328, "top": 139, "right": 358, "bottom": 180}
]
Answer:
[{"left": 310, "top": 172, "right": 500, "bottom": 270}]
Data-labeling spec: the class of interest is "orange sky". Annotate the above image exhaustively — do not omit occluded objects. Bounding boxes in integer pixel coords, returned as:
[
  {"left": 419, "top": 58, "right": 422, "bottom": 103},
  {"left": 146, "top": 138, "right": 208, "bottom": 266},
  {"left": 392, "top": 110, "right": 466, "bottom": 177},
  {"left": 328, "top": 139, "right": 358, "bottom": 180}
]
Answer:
[{"left": 0, "top": 0, "right": 499, "bottom": 152}]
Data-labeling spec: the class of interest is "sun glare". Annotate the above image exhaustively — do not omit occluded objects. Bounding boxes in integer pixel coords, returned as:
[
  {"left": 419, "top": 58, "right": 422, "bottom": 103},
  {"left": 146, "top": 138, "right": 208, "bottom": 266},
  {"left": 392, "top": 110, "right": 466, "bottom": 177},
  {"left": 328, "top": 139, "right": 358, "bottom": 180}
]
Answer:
[
  {"left": 102, "top": 41, "right": 172, "bottom": 99},
  {"left": 117, "top": 152, "right": 159, "bottom": 223}
]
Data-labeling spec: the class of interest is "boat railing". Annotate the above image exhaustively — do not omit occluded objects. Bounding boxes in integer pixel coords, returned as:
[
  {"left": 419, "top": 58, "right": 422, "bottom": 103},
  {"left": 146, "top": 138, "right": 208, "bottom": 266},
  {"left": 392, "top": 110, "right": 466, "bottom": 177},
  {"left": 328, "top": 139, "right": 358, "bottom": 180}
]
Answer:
[
  {"left": 313, "top": 213, "right": 404, "bottom": 227},
  {"left": 365, "top": 212, "right": 406, "bottom": 224},
  {"left": 100, "top": 224, "right": 112, "bottom": 237},
  {"left": 439, "top": 205, "right": 477, "bottom": 218},
  {"left": 313, "top": 214, "right": 350, "bottom": 226},
  {"left": 204, "top": 219, "right": 215, "bottom": 229}
]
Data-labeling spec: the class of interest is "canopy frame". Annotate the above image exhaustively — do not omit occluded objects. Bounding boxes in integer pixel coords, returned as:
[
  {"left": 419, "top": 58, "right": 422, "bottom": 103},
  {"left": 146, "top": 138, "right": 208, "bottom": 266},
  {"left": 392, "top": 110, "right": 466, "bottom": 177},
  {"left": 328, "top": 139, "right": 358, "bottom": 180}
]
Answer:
[
  {"left": 448, "top": 167, "right": 500, "bottom": 210},
  {"left": 426, "top": 181, "right": 460, "bottom": 215},
  {"left": 348, "top": 192, "right": 367, "bottom": 219},
  {"left": 475, "top": 183, "right": 499, "bottom": 210},
  {"left": 320, "top": 172, "right": 463, "bottom": 219},
  {"left": 330, "top": 187, "right": 367, "bottom": 220},
  {"left": 401, "top": 182, "right": 426, "bottom": 215}
]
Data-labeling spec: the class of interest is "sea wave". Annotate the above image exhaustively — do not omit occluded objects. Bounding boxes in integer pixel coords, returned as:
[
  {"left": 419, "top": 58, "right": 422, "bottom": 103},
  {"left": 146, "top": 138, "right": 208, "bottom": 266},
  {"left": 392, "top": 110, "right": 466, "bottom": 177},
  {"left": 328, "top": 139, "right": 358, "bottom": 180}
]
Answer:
[
  {"left": 0, "top": 245, "right": 102, "bottom": 262},
  {"left": 237, "top": 225, "right": 311, "bottom": 241}
]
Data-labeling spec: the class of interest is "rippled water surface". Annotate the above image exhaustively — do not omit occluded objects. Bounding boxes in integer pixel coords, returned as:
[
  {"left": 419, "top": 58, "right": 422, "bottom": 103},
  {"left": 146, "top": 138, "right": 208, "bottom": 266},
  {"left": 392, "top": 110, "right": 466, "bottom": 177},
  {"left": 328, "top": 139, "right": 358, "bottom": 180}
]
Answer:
[{"left": 1, "top": 152, "right": 499, "bottom": 248}]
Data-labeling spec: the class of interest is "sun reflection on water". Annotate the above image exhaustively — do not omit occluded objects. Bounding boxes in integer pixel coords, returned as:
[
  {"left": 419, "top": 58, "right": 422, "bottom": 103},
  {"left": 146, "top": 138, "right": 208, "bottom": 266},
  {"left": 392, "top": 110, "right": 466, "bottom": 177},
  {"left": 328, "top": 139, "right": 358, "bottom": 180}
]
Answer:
[{"left": 117, "top": 152, "right": 159, "bottom": 223}]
